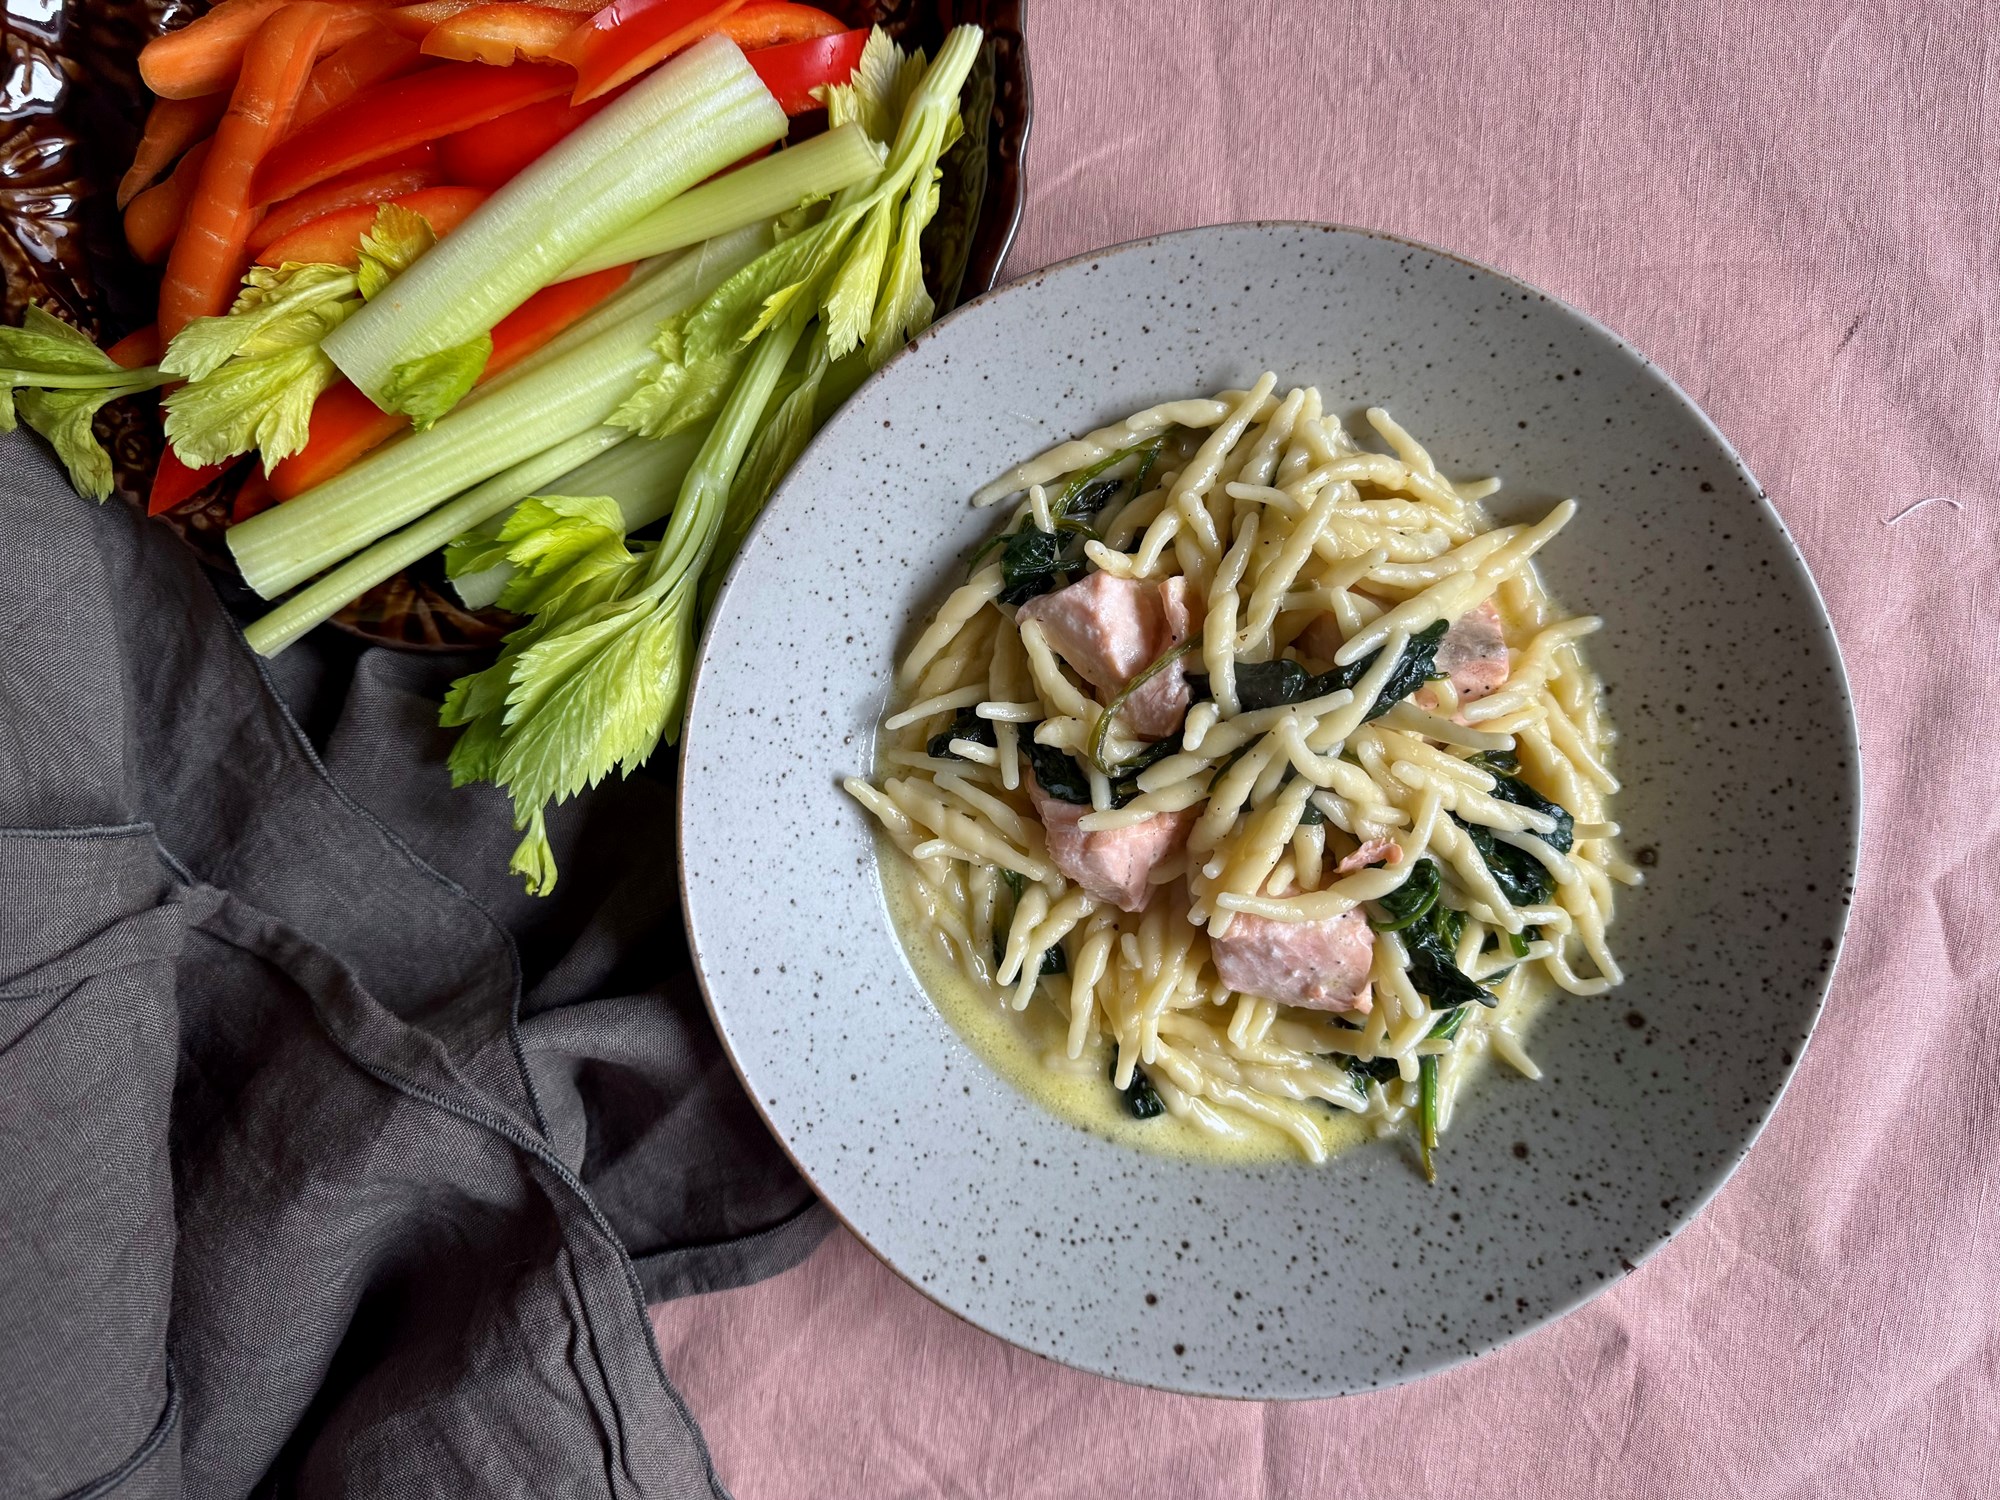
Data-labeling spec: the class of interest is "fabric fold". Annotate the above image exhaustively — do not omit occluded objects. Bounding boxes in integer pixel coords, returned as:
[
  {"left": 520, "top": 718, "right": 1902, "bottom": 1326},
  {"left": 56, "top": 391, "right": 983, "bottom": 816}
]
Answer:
[{"left": 0, "top": 430, "right": 825, "bottom": 1499}]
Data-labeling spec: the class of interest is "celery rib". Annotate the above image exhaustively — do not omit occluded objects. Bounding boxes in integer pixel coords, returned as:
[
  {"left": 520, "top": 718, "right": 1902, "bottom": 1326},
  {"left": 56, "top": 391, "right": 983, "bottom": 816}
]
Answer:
[
  {"left": 242, "top": 428, "right": 626, "bottom": 657},
  {"left": 321, "top": 35, "right": 787, "bottom": 409},
  {"left": 561, "top": 124, "right": 886, "bottom": 282},
  {"left": 228, "top": 226, "right": 771, "bottom": 600}
]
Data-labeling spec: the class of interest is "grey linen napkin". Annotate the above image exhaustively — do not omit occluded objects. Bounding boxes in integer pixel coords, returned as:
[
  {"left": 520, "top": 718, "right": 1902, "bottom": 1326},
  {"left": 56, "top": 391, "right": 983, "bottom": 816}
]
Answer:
[{"left": 0, "top": 432, "right": 828, "bottom": 1499}]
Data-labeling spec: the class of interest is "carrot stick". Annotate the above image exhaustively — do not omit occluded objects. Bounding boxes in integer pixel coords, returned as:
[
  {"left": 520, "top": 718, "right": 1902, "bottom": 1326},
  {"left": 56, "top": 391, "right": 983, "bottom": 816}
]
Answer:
[
  {"left": 140, "top": 0, "right": 385, "bottom": 100},
  {"left": 159, "top": 4, "right": 338, "bottom": 342},
  {"left": 267, "top": 263, "right": 632, "bottom": 497},
  {"left": 118, "top": 95, "right": 228, "bottom": 209},
  {"left": 125, "top": 139, "right": 213, "bottom": 264},
  {"left": 106, "top": 324, "right": 164, "bottom": 368},
  {"left": 141, "top": 0, "right": 290, "bottom": 99},
  {"left": 293, "top": 26, "right": 427, "bottom": 130},
  {"left": 230, "top": 469, "right": 278, "bottom": 524}
]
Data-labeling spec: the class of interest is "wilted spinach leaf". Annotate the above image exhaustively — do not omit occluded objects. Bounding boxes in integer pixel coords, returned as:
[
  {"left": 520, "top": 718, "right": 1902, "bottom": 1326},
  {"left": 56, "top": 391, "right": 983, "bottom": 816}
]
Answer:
[
  {"left": 1221, "top": 620, "right": 1451, "bottom": 721},
  {"left": 1345, "top": 1054, "right": 1402, "bottom": 1096},
  {"left": 1064, "top": 477, "right": 1122, "bottom": 519},
  {"left": 927, "top": 706, "right": 998, "bottom": 761},
  {"left": 1105, "top": 729, "right": 1182, "bottom": 808},
  {"left": 1365, "top": 618, "right": 1451, "bottom": 716},
  {"left": 1402, "top": 901, "right": 1494, "bottom": 1011},
  {"left": 1233, "top": 658, "right": 1314, "bottom": 711},
  {"left": 1480, "top": 767, "right": 1574, "bottom": 854},
  {"left": 1305, "top": 617, "right": 1450, "bottom": 723},
  {"left": 1370, "top": 857, "right": 1441, "bottom": 931},
  {"left": 992, "top": 864, "right": 1072, "bottom": 980},
  {"left": 1454, "top": 755, "right": 1574, "bottom": 905},
  {"left": 999, "top": 526, "right": 1064, "bottom": 604},
  {"left": 1113, "top": 1056, "right": 1166, "bottom": 1119},
  {"left": 1454, "top": 818, "right": 1551, "bottom": 905},
  {"left": 1026, "top": 742, "right": 1092, "bottom": 804},
  {"left": 1467, "top": 748, "right": 1521, "bottom": 777}
]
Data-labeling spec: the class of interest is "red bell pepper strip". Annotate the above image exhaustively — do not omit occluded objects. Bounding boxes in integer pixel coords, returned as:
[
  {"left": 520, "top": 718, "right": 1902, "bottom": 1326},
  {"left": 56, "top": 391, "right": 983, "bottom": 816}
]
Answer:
[
  {"left": 382, "top": 0, "right": 600, "bottom": 37},
  {"left": 266, "top": 263, "right": 633, "bottom": 498},
  {"left": 717, "top": 3, "right": 843, "bottom": 49},
  {"left": 292, "top": 27, "right": 428, "bottom": 130},
  {"left": 149, "top": 448, "right": 228, "bottom": 517},
  {"left": 106, "top": 324, "right": 163, "bottom": 369},
  {"left": 744, "top": 26, "right": 865, "bottom": 114},
  {"left": 435, "top": 90, "right": 616, "bottom": 187},
  {"left": 252, "top": 185, "right": 489, "bottom": 267},
  {"left": 251, "top": 62, "right": 571, "bottom": 205},
  {"left": 422, "top": 5, "right": 581, "bottom": 65},
  {"left": 551, "top": 0, "right": 749, "bottom": 106},
  {"left": 246, "top": 158, "right": 442, "bottom": 254}
]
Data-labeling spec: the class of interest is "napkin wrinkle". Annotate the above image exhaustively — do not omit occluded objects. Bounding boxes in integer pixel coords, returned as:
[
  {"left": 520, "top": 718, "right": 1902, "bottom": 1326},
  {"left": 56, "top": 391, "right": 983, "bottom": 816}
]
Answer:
[{"left": 0, "top": 430, "right": 829, "bottom": 1500}]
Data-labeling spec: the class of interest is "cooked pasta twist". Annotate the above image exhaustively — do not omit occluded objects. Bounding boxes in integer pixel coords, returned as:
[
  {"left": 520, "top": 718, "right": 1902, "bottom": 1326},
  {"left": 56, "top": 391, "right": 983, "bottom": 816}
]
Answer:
[{"left": 847, "top": 384, "right": 1635, "bottom": 1171}]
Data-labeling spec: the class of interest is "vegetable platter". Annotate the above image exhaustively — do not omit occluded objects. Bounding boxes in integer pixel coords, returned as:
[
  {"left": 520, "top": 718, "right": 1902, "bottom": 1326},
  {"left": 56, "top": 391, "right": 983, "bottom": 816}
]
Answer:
[
  {"left": 0, "top": 0, "right": 1025, "bottom": 892},
  {"left": 0, "top": 0, "right": 1026, "bottom": 648}
]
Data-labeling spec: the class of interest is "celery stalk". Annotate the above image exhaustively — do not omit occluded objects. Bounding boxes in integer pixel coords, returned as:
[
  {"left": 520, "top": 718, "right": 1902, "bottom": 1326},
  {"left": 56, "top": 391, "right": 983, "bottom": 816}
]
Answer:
[
  {"left": 321, "top": 35, "right": 786, "bottom": 410},
  {"left": 242, "top": 428, "right": 626, "bottom": 658},
  {"left": 560, "top": 124, "right": 886, "bottom": 282},
  {"left": 449, "top": 431, "right": 705, "bottom": 609},
  {"left": 438, "top": 26, "right": 989, "bottom": 895},
  {"left": 229, "top": 226, "right": 770, "bottom": 600}
]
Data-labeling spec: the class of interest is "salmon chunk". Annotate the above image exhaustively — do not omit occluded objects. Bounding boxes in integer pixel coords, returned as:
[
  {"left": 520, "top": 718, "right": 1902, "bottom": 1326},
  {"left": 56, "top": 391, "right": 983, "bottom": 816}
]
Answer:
[
  {"left": 1016, "top": 573, "right": 1194, "bottom": 738},
  {"left": 1027, "top": 772, "right": 1194, "bottom": 913},
  {"left": 1295, "top": 610, "right": 1344, "bottom": 665},
  {"left": 1210, "top": 908, "right": 1375, "bottom": 1012},
  {"left": 1416, "top": 599, "right": 1510, "bottom": 709},
  {"left": 1300, "top": 599, "right": 1510, "bottom": 712},
  {"left": 1332, "top": 837, "right": 1402, "bottom": 876}
]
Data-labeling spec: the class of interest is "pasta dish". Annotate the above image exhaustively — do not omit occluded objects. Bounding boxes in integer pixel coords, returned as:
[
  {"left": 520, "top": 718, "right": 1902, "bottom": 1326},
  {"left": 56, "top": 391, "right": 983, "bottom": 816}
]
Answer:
[{"left": 846, "top": 377, "right": 1638, "bottom": 1177}]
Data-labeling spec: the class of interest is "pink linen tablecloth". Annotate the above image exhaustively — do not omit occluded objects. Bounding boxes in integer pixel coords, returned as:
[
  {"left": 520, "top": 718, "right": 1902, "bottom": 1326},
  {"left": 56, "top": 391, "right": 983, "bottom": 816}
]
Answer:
[{"left": 651, "top": 2, "right": 2000, "bottom": 1494}]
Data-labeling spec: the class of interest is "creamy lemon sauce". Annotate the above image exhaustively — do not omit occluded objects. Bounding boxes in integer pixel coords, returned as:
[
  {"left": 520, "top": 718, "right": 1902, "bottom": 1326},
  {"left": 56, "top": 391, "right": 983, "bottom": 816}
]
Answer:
[{"left": 879, "top": 831, "right": 1563, "bottom": 1165}]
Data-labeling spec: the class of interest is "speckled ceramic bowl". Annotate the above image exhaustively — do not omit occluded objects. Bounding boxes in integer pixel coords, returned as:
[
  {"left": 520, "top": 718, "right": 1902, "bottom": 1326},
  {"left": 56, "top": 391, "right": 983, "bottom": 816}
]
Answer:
[{"left": 678, "top": 222, "right": 1859, "bottom": 1397}]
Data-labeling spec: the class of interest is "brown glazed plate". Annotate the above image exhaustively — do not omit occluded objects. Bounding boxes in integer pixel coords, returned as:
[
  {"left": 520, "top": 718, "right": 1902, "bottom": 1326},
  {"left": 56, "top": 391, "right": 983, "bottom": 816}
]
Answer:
[{"left": 3, "top": 0, "right": 1029, "bottom": 649}]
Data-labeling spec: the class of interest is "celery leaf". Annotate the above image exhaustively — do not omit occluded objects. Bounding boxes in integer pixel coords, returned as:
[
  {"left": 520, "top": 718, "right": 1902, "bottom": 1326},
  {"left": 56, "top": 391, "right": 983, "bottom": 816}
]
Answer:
[
  {"left": 492, "top": 494, "right": 649, "bottom": 616},
  {"left": 866, "top": 155, "right": 944, "bottom": 366},
  {"left": 0, "top": 307, "right": 125, "bottom": 375},
  {"left": 821, "top": 198, "right": 893, "bottom": 360},
  {"left": 0, "top": 308, "right": 168, "bottom": 498},
  {"left": 508, "top": 809, "right": 559, "bottom": 897},
  {"left": 443, "top": 530, "right": 515, "bottom": 581},
  {"left": 161, "top": 262, "right": 358, "bottom": 382},
  {"left": 495, "top": 594, "right": 688, "bottom": 797},
  {"left": 824, "top": 28, "right": 907, "bottom": 143},
  {"left": 163, "top": 343, "right": 342, "bottom": 468},
  {"left": 357, "top": 203, "right": 438, "bottom": 302},
  {"left": 682, "top": 222, "right": 829, "bottom": 360},
  {"left": 16, "top": 386, "right": 122, "bottom": 500},
  {"left": 609, "top": 312, "right": 749, "bottom": 439},
  {"left": 381, "top": 333, "right": 491, "bottom": 430}
]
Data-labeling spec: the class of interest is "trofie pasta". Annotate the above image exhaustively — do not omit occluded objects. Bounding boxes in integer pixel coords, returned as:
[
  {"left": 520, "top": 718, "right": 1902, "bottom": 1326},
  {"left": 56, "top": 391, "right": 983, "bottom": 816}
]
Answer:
[{"left": 845, "top": 380, "right": 1639, "bottom": 1178}]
